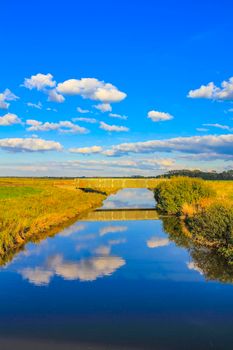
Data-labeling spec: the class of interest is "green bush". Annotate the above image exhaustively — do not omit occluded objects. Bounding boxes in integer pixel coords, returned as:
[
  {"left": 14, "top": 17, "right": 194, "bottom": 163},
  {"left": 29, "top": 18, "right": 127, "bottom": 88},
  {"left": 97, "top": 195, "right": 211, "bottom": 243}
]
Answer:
[
  {"left": 154, "top": 177, "right": 214, "bottom": 215},
  {"left": 187, "top": 204, "right": 233, "bottom": 248}
]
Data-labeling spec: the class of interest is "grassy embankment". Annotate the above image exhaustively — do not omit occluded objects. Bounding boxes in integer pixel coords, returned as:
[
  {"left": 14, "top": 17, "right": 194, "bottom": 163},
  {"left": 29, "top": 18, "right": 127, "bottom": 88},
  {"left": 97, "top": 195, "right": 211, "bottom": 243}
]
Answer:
[
  {"left": 0, "top": 178, "right": 116, "bottom": 265},
  {"left": 154, "top": 178, "right": 233, "bottom": 264}
]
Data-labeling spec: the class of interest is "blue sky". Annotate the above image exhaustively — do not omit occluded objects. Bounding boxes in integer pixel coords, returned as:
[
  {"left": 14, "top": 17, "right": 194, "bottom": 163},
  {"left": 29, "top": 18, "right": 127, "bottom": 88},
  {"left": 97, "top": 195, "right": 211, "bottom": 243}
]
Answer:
[{"left": 1, "top": 0, "right": 233, "bottom": 176}]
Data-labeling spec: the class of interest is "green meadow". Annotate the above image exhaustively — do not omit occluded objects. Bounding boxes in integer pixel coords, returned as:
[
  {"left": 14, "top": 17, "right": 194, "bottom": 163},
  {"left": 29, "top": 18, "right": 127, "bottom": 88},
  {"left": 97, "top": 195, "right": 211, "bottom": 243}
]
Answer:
[{"left": 1, "top": 177, "right": 233, "bottom": 266}]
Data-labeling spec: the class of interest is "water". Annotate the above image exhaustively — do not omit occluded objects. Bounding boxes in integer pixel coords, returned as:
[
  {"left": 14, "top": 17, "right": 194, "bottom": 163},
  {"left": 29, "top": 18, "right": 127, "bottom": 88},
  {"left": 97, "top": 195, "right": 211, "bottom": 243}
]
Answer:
[{"left": 1, "top": 188, "right": 233, "bottom": 349}]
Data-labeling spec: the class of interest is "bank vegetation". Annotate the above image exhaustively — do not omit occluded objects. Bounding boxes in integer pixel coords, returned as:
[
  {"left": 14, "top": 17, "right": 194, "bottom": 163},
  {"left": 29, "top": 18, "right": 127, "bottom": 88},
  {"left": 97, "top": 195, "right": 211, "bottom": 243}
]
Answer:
[{"left": 154, "top": 177, "right": 233, "bottom": 265}]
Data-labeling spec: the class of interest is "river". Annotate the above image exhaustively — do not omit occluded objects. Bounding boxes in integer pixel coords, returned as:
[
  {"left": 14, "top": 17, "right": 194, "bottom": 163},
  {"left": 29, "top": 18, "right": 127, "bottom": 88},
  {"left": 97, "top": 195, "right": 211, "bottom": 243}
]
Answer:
[{"left": 0, "top": 188, "right": 233, "bottom": 349}]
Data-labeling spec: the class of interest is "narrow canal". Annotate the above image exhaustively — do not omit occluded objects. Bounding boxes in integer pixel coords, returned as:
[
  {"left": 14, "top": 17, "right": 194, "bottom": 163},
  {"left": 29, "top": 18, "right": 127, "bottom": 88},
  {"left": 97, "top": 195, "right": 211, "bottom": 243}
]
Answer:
[{"left": 0, "top": 188, "right": 233, "bottom": 349}]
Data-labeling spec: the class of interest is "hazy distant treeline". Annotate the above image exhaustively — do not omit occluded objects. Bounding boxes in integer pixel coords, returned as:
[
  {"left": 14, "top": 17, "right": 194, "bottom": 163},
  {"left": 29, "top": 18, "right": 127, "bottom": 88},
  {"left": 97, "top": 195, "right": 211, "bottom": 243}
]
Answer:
[{"left": 156, "top": 169, "right": 233, "bottom": 180}]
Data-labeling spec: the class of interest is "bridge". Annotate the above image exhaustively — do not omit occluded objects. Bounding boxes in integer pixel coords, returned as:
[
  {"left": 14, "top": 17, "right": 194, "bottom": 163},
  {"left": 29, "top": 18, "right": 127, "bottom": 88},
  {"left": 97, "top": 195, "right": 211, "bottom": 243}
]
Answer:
[
  {"left": 75, "top": 178, "right": 160, "bottom": 189},
  {"left": 80, "top": 208, "right": 159, "bottom": 221}
]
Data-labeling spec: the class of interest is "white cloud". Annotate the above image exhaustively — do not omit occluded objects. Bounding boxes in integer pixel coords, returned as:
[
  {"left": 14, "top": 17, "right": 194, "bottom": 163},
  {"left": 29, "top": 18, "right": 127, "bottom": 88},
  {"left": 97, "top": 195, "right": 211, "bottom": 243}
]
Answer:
[
  {"left": 0, "top": 101, "right": 8, "bottom": 110},
  {"left": 94, "top": 245, "right": 111, "bottom": 256},
  {"left": 27, "top": 101, "right": 42, "bottom": 109},
  {"left": 26, "top": 119, "right": 88, "bottom": 134},
  {"left": 99, "top": 121, "right": 129, "bottom": 132},
  {"left": 147, "top": 110, "right": 174, "bottom": 122},
  {"left": 77, "top": 107, "right": 90, "bottom": 113},
  {"left": 69, "top": 145, "right": 102, "bottom": 154},
  {"left": 46, "top": 107, "right": 57, "bottom": 112},
  {"left": 0, "top": 137, "right": 62, "bottom": 152},
  {"left": 73, "top": 117, "right": 97, "bottom": 124},
  {"left": 0, "top": 89, "right": 19, "bottom": 109},
  {"left": 203, "top": 123, "right": 233, "bottom": 131},
  {"left": 23, "top": 73, "right": 56, "bottom": 91},
  {"left": 188, "top": 77, "right": 233, "bottom": 100},
  {"left": 188, "top": 82, "right": 216, "bottom": 99},
  {"left": 20, "top": 267, "right": 53, "bottom": 286},
  {"left": 48, "top": 254, "right": 125, "bottom": 282},
  {"left": 0, "top": 113, "right": 22, "bottom": 126},
  {"left": 104, "top": 134, "right": 233, "bottom": 157},
  {"left": 109, "top": 113, "right": 128, "bottom": 120},
  {"left": 47, "top": 89, "right": 65, "bottom": 103},
  {"left": 0, "top": 156, "right": 176, "bottom": 177},
  {"left": 59, "top": 223, "right": 86, "bottom": 237},
  {"left": 99, "top": 225, "right": 127, "bottom": 236},
  {"left": 57, "top": 78, "right": 126, "bottom": 103},
  {"left": 147, "top": 237, "right": 169, "bottom": 248},
  {"left": 94, "top": 103, "right": 112, "bottom": 112}
]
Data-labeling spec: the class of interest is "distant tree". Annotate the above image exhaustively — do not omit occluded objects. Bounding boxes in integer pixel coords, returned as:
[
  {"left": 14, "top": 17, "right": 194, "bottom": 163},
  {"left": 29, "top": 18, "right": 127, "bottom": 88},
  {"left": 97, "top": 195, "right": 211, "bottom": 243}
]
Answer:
[{"left": 156, "top": 169, "right": 233, "bottom": 180}]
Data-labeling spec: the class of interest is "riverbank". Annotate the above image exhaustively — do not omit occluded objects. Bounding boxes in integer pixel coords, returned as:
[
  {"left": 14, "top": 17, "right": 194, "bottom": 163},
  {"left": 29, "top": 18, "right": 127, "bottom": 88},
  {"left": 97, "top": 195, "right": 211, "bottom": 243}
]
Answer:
[
  {"left": 0, "top": 178, "right": 115, "bottom": 265},
  {"left": 154, "top": 178, "right": 233, "bottom": 265}
]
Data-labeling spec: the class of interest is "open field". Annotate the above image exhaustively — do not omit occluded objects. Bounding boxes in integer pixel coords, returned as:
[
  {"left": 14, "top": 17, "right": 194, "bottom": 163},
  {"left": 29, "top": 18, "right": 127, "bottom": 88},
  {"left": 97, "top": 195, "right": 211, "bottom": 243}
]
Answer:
[
  {"left": 75, "top": 177, "right": 161, "bottom": 189},
  {"left": 1, "top": 177, "right": 233, "bottom": 266},
  {"left": 208, "top": 180, "right": 233, "bottom": 204},
  {"left": 0, "top": 178, "right": 114, "bottom": 265}
]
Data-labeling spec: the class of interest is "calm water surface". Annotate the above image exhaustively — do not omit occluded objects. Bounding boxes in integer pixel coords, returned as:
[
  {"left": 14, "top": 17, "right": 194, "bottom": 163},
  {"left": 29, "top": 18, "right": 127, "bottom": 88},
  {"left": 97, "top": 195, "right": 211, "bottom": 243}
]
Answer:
[{"left": 1, "top": 189, "right": 233, "bottom": 349}]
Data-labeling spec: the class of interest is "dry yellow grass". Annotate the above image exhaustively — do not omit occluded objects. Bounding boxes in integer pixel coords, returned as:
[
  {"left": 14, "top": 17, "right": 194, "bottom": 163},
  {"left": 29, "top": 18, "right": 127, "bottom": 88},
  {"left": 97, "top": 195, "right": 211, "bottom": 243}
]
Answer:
[
  {"left": 180, "top": 180, "right": 233, "bottom": 216},
  {"left": 1, "top": 177, "right": 233, "bottom": 265},
  {"left": 208, "top": 180, "right": 233, "bottom": 204},
  {"left": 75, "top": 177, "right": 161, "bottom": 189},
  {"left": 0, "top": 178, "right": 113, "bottom": 265}
]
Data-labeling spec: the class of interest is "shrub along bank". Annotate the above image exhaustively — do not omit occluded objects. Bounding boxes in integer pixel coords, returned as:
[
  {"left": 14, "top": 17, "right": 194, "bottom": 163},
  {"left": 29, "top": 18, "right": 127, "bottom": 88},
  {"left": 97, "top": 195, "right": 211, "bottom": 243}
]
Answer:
[
  {"left": 154, "top": 177, "right": 233, "bottom": 265},
  {"left": 154, "top": 177, "right": 215, "bottom": 215}
]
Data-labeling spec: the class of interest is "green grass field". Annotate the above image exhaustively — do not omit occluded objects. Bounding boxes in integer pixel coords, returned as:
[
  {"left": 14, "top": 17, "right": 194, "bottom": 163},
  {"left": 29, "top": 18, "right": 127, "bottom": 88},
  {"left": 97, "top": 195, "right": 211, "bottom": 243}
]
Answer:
[
  {"left": 0, "top": 177, "right": 233, "bottom": 266},
  {"left": 0, "top": 178, "right": 114, "bottom": 265}
]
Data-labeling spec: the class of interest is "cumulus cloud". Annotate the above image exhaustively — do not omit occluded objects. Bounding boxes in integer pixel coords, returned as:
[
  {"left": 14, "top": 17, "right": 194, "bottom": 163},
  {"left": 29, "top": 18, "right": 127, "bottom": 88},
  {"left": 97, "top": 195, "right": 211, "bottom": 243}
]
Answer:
[
  {"left": 0, "top": 138, "right": 62, "bottom": 152},
  {"left": 188, "top": 77, "right": 233, "bottom": 100},
  {"left": 109, "top": 113, "right": 128, "bottom": 120},
  {"left": 103, "top": 134, "right": 233, "bottom": 157},
  {"left": 147, "top": 110, "right": 174, "bottom": 122},
  {"left": 26, "top": 119, "right": 88, "bottom": 134},
  {"left": 27, "top": 101, "right": 42, "bottom": 109},
  {"left": 57, "top": 78, "right": 126, "bottom": 103},
  {"left": 48, "top": 254, "right": 125, "bottom": 282},
  {"left": 69, "top": 145, "right": 102, "bottom": 154},
  {"left": 94, "top": 103, "right": 112, "bottom": 112},
  {"left": 77, "top": 107, "right": 90, "bottom": 113},
  {"left": 47, "top": 89, "right": 65, "bottom": 103},
  {"left": 20, "top": 267, "right": 53, "bottom": 286},
  {"left": 147, "top": 237, "right": 170, "bottom": 248},
  {"left": 72, "top": 117, "right": 97, "bottom": 124},
  {"left": 100, "top": 121, "right": 129, "bottom": 132},
  {"left": 22, "top": 73, "right": 65, "bottom": 103},
  {"left": 0, "top": 89, "right": 19, "bottom": 109},
  {"left": 0, "top": 113, "right": 22, "bottom": 126},
  {"left": 23, "top": 73, "right": 56, "bottom": 91}
]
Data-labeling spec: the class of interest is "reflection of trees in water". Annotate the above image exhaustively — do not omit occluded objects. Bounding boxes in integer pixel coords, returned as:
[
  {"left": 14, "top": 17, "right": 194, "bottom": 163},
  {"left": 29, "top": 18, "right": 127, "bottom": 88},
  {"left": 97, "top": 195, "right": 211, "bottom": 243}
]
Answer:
[
  {"left": 191, "top": 247, "right": 233, "bottom": 283},
  {"left": 162, "top": 216, "right": 191, "bottom": 249},
  {"left": 162, "top": 216, "right": 233, "bottom": 284}
]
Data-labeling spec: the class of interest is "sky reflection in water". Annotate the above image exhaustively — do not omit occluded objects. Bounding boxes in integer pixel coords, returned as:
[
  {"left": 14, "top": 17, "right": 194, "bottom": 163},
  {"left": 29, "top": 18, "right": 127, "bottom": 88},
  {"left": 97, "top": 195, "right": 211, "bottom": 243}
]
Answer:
[{"left": 1, "top": 189, "right": 233, "bottom": 349}]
